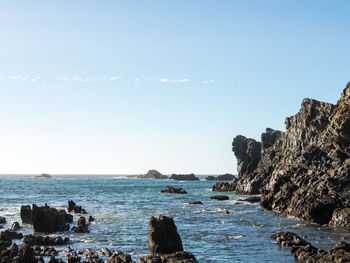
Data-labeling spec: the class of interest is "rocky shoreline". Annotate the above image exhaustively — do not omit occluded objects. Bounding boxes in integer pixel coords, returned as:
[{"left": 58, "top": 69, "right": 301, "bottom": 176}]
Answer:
[
  {"left": 218, "top": 83, "right": 350, "bottom": 229},
  {"left": 0, "top": 201, "right": 198, "bottom": 263}
]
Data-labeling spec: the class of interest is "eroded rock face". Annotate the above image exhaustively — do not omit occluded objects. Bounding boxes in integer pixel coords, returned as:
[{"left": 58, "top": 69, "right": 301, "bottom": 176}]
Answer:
[
  {"left": 212, "top": 179, "right": 237, "bottom": 192},
  {"left": 31, "top": 204, "right": 73, "bottom": 233},
  {"left": 20, "top": 205, "right": 32, "bottom": 224},
  {"left": 148, "top": 216, "right": 183, "bottom": 256},
  {"left": 272, "top": 231, "right": 350, "bottom": 262},
  {"left": 232, "top": 83, "right": 350, "bottom": 225}
]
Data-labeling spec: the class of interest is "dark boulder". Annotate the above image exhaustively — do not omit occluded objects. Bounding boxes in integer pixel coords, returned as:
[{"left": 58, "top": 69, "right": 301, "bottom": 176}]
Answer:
[
  {"left": 0, "top": 230, "right": 23, "bottom": 240},
  {"left": 161, "top": 186, "right": 187, "bottom": 194},
  {"left": 9, "top": 222, "right": 21, "bottom": 231},
  {"left": 212, "top": 179, "right": 237, "bottom": 192},
  {"left": 237, "top": 196, "right": 261, "bottom": 203},
  {"left": 20, "top": 205, "right": 32, "bottom": 224},
  {"left": 31, "top": 204, "right": 73, "bottom": 233},
  {"left": 139, "top": 251, "right": 198, "bottom": 263},
  {"left": 210, "top": 195, "right": 229, "bottom": 201},
  {"left": 188, "top": 201, "right": 203, "bottom": 205},
  {"left": 88, "top": 215, "right": 95, "bottom": 222},
  {"left": 0, "top": 216, "right": 6, "bottom": 224},
  {"left": 169, "top": 174, "right": 199, "bottom": 181},
  {"left": 68, "top": 200, "right": 87, "bottom": 214},
  {"left": 72, "top": 216, "right": 89, "bottom": 233},
  {"left": 23, "top": 234, "right": 69, "bottom": 246},
  {"left": 148, "top": 216, "right": 183, "bottom": 256}
]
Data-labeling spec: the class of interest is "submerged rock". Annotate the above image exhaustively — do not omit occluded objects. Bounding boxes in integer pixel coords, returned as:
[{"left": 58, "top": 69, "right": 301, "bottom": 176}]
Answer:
[
  {"left": 9, "top": 222, "right": 21, "bottom": 231},
  {"left": 169, "top": 174, "right": 199, "bottom": 181},
  {"left": 0, "top": 217, "right": 6, "bottom": 225},
  {"left": 188, "top": 201, "right": 203, "bottom": 205},
  {"left": 237, "top": 196, "right": 261, "bottom": 203},
  {"left": 210, "top": 195, "right": 229, "bottom": 201},
  {"left": 161, "top": 186, "right": 187, "bottom": 194},
  {"left": 232, "top": 83, "right": 350, "bottom": 225}
]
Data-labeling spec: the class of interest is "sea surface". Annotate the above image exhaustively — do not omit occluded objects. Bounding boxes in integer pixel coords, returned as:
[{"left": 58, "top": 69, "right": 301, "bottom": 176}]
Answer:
[{"left": 0, "top": 174, "right": 348, "bottom": 262}]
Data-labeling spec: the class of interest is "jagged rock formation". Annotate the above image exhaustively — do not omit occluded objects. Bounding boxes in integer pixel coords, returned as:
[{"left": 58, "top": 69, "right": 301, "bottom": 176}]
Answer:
[
  {"left": 68, "top": 200, "right": 87, "bottom": 214},
  {"left": 212, "top": 179, "right": 237, "bottom": 192},
  {"left": 232, "top": 83, "right": 350, "bottom": 225},
  {"left": 31, "top": 204, "right": 73, "bottom": 233},
  {"left": 205, "top": 174, "right": 235, "bottom": 181},
  {"left": 146, "top": 215, "right": 198, "bottom": 263},
  {"left": 271, "top": 232, "right": 350, "bottom": 262}
]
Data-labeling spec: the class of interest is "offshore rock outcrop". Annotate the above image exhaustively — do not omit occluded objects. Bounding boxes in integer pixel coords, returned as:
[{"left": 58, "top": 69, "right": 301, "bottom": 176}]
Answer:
[
  {"left": 169, "top": 174, "right": 199, "bottom": 181},
  {"left": 232, "top": 83, "right": 350, "bottom": 225}
]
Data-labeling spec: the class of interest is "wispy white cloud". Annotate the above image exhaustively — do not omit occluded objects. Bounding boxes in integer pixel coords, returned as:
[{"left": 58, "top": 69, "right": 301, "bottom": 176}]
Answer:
[
  {"left": 8, "top": 75, "right": 22, "bottom": 80},
  {"left": 202, "top": 80, "right": 214, "bottom": 84},
  {"left": 160, "top": 78, "right": 189, "bottom": 83}
]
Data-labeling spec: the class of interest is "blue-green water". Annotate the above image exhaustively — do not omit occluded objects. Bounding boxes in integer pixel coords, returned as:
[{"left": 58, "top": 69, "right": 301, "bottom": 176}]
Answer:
[{"left": 0, "top": 174, "right": 348, "bottom": 262}]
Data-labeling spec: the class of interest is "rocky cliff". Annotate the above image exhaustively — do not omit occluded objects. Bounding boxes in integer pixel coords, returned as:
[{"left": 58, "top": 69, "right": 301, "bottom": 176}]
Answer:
[{"left": 232, "top": 83, "right": 350, "bottom": 225}]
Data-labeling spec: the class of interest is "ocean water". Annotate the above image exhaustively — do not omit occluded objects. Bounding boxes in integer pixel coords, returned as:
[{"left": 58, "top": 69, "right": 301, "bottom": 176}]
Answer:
[{"left": 0, "top": 174, "right": 348, "bottom": 263}]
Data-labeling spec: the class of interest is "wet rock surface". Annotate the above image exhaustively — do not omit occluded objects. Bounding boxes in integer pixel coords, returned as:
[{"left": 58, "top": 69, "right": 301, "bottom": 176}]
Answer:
[
  {"left": 272, "top": 231, "right": 350, "bottom": 262},
  {"left": 72, "top": 216, "right": 89, "bottom": 233},
  {"left": 210, "top": 195, "right": 229, "bottom": 201},
  {"left": 32, "top": 204, "right": 73, "bottom": 233},
  {"left": 20, "top": 205, "right": 32, "bottom": 224},
  {"left": 23, "top": 234, "right": 69, "bottom": 246},
  {"left": 68, "top": 200, "right": 87, "bottom": 214},
  {"left": 212, "top": 180, "right": 237, "bottom": 192},
  {"left": 231, "top": 83, "right": 350, "bottom": 225},
  {"left": 161, "top": 186, "right": 187, "bottom": 194},
  {"left": 169, "top": 174, "right": 199, "bottom": 181}
]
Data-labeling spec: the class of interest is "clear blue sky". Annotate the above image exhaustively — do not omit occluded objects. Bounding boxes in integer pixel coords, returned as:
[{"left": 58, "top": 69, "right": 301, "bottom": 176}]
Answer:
[{"left": 0, "top": 0, "right": 349, "bottom": 174}]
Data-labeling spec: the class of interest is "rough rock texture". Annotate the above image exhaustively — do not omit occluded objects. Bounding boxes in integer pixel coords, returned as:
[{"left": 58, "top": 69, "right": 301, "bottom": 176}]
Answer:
[
  {"left": 232, "top": 83, "right": 350, "bottom": 225},
  {"left": 161, "top": 186, "right": 187, "bottom": 194},
  {"left": 31, "top": 204, "right": 73, "bottom": 233},
  {"left": 68, "top": 200, "right": 87, "bottom": 214},
  {"left": 72, "top": 217, "right": 89, "bottom": 233},
  {"left": 138, "top": 251, "right": 198, "bottom": 263},
  {"left": 148, "top": 216, "right": 183, "bottom": 256},
  {"left": 9, "top": 222, "right": 21, "bottom": 231},
  {"left": 169, "top": 174, "right": 199, "bottom": 181},
  {"left": 205, "top": 174, "right": 235, "bottom": 181},
  {"left": 20, "top": 205, "right": 33, "bottom": 224},
  {"left": 23, "top": 235, "right": 69, "bottom": 246},
  {"left": 329, "top": 208, "right": 350, "bottom": 227},
  {"left": 212, "top": 179, "right": 237, "bottom": 192},
  {"left": 272, "top": 232, "right": 350, "bottom": 262}
]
